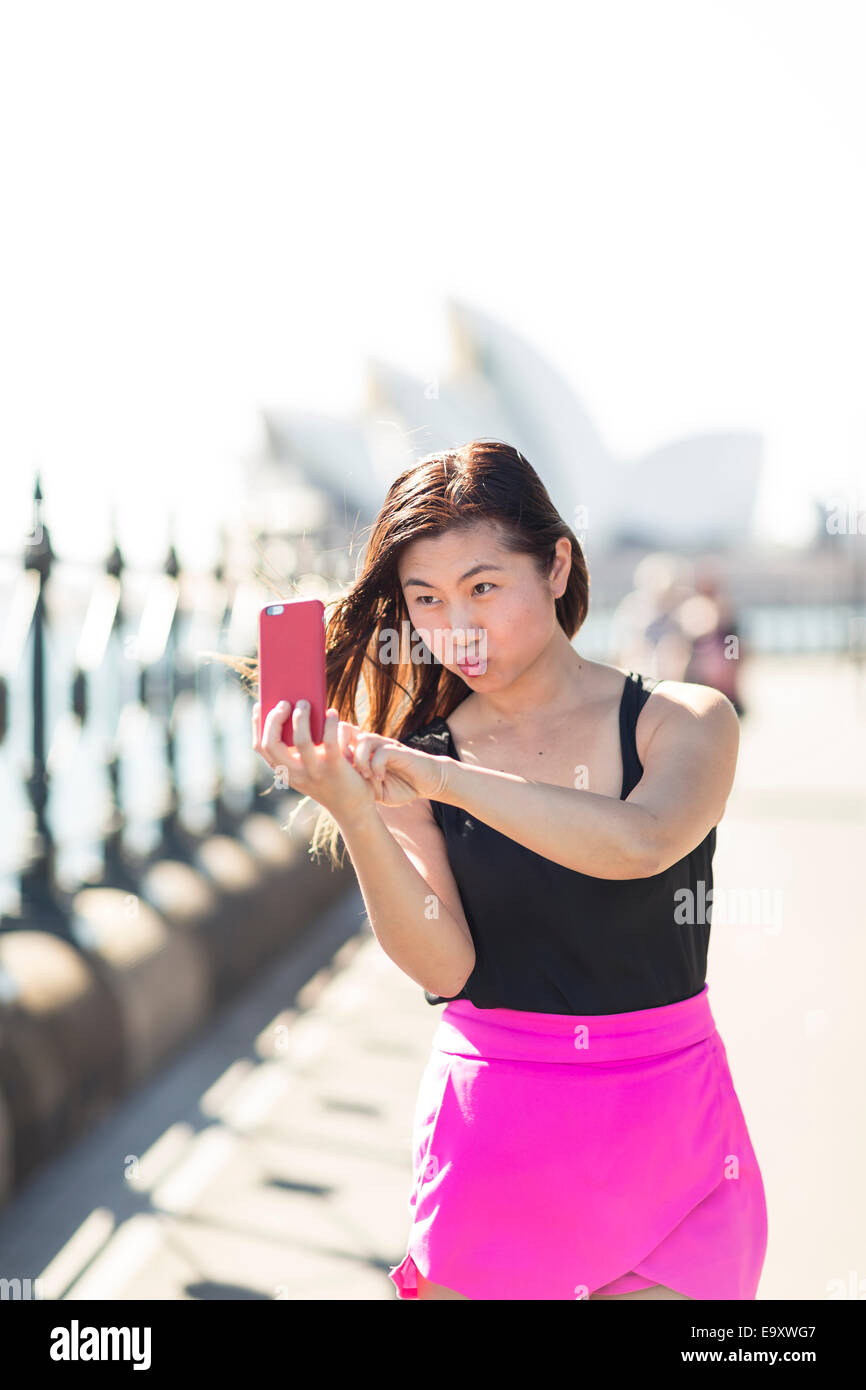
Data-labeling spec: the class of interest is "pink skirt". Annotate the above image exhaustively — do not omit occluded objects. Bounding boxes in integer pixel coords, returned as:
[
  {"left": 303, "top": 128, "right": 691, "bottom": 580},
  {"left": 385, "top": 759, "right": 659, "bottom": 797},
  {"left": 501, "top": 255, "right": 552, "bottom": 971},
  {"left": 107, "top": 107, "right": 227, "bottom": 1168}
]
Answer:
[{"left": 388, "top": 983, "right": 768, "bottom": 1300}]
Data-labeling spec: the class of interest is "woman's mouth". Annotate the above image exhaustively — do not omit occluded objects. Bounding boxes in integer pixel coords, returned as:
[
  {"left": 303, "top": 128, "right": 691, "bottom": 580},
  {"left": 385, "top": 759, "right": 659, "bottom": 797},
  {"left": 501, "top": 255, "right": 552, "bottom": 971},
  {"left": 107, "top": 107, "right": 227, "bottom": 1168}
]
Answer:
[{"left": 458, "top": 654, "right": 487, "bottom": 677}]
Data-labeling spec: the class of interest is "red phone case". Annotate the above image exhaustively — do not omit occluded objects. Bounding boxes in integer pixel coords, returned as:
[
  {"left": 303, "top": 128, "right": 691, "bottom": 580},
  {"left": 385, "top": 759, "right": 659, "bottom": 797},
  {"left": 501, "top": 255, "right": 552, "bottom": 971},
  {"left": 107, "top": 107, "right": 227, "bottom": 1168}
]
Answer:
[{"left": 258, "top": 598, "right": 327, "bottom": 746}]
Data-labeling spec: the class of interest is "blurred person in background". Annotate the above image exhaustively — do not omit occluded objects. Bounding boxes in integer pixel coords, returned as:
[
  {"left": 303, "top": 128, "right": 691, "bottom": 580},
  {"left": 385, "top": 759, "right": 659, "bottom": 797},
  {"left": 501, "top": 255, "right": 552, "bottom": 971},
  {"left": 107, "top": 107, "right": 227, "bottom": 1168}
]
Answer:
[
  {"left": 678, "top": 562, "right": 746, "bottom": 718},
  {"left": 609, "top": 552, "right": 695, "bottom": 681}
]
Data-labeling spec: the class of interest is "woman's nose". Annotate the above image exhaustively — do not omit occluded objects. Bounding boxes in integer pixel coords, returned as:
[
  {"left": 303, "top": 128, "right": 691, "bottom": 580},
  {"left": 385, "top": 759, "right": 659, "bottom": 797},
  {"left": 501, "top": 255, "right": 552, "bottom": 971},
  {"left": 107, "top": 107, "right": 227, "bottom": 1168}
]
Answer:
[{"left": 450, "top": 626, "right": 484, "bottom": 659}]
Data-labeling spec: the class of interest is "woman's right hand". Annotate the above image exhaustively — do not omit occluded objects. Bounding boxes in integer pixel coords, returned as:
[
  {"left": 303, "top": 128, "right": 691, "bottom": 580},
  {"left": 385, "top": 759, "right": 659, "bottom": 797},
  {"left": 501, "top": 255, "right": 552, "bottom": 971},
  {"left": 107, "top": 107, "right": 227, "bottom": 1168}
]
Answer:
[{"left": 253, "top": 699, "right": 375, "bottom": 822}]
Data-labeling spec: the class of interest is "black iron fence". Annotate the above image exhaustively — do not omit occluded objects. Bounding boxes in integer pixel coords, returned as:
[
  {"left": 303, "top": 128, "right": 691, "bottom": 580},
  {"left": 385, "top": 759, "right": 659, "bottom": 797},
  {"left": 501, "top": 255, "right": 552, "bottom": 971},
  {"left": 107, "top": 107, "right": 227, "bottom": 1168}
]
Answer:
[{"left": 0, "top": 477, "right": 352, "bottom": 1207}]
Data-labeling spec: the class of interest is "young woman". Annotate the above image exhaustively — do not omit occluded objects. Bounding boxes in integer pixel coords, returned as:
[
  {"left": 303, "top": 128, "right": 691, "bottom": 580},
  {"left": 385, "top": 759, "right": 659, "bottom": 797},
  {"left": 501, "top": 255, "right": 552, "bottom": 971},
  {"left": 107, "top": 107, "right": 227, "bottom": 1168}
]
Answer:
[{"left": 250, "top": 439, "right": 768, "bottom": 1301}]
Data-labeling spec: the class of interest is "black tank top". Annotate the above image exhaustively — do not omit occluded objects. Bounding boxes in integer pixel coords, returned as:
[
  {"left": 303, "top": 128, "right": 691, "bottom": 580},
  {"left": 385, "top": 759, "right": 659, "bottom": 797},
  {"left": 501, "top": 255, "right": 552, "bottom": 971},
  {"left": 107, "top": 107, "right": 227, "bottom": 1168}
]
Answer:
[{"left": 399, "top": 671, "right": 715, "bottom": 1015}]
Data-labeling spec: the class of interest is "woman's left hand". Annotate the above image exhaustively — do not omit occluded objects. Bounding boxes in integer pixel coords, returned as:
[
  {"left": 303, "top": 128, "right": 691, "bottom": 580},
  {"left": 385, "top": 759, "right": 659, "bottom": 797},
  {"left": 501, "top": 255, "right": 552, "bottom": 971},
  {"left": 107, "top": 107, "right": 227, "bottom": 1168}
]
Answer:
[{"left": 341, "top": 722, "right": 450, "bottom": 806}]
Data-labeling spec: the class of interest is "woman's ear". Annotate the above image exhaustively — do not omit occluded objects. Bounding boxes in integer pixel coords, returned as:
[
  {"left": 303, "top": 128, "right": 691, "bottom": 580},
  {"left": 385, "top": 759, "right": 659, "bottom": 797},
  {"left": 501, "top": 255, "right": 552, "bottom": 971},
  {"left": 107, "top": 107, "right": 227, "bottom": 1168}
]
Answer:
[{"left": 550, "top": 536, "right": 572, "bottom": 596}]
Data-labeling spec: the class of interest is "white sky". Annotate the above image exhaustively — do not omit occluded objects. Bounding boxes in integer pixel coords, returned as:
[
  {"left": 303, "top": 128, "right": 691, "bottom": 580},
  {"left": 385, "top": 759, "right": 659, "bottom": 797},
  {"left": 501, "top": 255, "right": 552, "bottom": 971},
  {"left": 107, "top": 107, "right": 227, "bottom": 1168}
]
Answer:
[{"left": 1, "top": 0, "right": 864, "bottom": 569}]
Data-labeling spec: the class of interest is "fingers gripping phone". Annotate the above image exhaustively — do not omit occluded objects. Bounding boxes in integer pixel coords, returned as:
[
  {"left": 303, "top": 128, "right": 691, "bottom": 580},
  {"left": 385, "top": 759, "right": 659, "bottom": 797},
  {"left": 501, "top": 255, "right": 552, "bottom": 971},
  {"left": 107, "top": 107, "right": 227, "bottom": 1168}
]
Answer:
[{"left": 257, "top": 598, "right": 327, "bottom": 746}]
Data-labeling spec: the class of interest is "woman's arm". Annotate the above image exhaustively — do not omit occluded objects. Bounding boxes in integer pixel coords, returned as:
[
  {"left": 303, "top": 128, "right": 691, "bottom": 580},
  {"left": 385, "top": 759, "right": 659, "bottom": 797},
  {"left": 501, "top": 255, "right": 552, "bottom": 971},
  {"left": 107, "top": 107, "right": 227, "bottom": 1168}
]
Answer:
[
  {"left": 338, "top": 797, "right": 476, "bottom": 998},
  {"left": 430, "top": 684, "right": 740, "bottom": 880},
  {"left": 252, "top": 698, "right": 475, "bottom": 997}
]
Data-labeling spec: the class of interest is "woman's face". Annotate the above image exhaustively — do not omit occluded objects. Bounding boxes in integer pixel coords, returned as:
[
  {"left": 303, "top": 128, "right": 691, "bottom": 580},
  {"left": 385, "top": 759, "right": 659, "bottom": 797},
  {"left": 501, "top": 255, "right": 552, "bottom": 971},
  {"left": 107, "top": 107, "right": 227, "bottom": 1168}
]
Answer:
[{"left": 397, "top": 522, "right": 568, "bottom": 688}]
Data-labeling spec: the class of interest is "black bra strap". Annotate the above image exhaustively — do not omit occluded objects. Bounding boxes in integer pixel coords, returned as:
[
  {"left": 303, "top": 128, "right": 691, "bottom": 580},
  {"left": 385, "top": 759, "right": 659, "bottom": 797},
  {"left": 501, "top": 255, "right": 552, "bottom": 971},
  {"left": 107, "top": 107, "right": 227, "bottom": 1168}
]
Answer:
[{"left": 620, "top": 671, "right": 656, "bottom": 797}]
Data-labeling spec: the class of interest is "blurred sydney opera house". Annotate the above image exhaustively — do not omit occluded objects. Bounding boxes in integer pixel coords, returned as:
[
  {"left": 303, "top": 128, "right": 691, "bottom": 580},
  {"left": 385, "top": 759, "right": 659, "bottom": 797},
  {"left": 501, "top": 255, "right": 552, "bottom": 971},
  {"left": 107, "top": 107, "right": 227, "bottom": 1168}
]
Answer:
[{"left": 240, "top": 299, "right": 864, "bottom": 654}]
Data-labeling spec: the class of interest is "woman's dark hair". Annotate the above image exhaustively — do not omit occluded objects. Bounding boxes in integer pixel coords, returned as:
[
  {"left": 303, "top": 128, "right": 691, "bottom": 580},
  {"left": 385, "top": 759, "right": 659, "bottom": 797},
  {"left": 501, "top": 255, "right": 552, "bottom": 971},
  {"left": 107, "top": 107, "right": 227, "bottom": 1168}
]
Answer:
[{"left": 222, "top": 438, "right": 589, "bottom": 867}]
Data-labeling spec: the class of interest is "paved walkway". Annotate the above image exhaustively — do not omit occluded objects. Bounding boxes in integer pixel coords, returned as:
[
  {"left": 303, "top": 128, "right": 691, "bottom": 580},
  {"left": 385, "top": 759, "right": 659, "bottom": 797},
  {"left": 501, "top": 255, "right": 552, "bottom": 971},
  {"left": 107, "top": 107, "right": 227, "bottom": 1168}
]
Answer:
[
  {"left": 701, "top": 652, "right": 865, "bottom": 1300},
  {"left": 0, "top": 653, "right": 862, "bottom": 1299}
]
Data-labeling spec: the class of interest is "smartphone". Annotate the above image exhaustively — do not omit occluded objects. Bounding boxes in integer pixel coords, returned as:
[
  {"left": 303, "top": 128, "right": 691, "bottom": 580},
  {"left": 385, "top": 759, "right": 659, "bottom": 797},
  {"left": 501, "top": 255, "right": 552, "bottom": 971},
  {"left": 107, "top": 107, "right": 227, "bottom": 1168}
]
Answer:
[{"left": 257, "top": 598, "right": 327, "bottom": 746}]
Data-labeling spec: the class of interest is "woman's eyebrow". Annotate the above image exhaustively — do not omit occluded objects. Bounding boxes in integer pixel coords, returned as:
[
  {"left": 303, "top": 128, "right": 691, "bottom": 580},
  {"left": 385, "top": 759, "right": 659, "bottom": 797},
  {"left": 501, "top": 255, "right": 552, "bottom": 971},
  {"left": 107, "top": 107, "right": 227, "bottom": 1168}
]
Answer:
[{"left": 404, "top": 563, "right": 506, "bottom": 589}]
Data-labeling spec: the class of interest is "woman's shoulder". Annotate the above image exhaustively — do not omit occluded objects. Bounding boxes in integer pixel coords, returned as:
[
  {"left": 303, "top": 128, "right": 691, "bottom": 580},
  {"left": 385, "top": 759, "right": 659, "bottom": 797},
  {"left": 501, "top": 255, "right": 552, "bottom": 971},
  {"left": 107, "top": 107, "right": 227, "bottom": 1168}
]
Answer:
[
  {"left": 638, "top": 677, "right": 737, "bottom": 718},
  {"left": 633, "top": 677, "right": 739, "bottom": 765}
]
